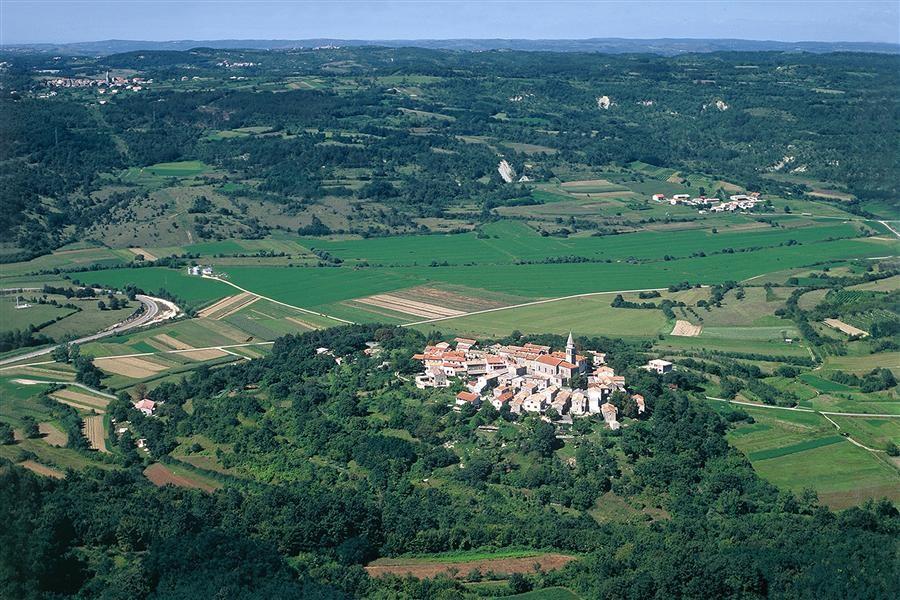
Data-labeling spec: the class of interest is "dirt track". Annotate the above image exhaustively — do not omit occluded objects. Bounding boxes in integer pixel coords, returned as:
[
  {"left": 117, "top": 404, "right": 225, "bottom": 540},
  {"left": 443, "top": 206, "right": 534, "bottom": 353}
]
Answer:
[{"left": 365, "top": 553, "right": 575, "bottom": 579}]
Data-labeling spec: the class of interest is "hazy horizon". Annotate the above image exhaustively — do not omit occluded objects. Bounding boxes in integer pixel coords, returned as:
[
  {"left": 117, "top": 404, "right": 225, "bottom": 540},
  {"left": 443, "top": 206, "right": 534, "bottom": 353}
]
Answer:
[{"left": 2, "top": 1, "right": 898, "bottom": 46}]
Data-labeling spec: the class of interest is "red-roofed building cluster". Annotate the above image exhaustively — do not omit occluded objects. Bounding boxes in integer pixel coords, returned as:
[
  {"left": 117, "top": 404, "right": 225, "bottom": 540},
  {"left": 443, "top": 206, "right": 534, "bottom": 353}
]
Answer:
[{"left": 414, "top": 332, "right": 644, "bottom": 428}]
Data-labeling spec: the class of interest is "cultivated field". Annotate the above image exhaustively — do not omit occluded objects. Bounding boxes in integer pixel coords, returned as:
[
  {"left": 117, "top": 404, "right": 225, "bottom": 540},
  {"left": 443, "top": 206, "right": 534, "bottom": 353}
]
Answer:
[
  {"left": 198, "top": 292, "right": 260, "bottom": 319},
  {"left": 670, "top": 320, "right": 702, "bottom": 336},
  {"left": 95, "top": 355, "right": 170, "bottom": 379},
  {"left": 83, "top": 415, "right": 108, "bottom": 452},
  {"left": 51, "top": 388, "right": 110, "bottom": 412},
  {"left": 144, "top": 462, "right": 220, "bottom": 492},
  {"left": 415, "top": 293, "right": 669, "bottom": 339},
  {"left": 38, "top": 422, "right": 67, "bottom": 447},
  {"left": 713, "top": 402, "right": 900, "bottom": 508},
  {"left": 823, "top": 318, "right": 869, "bottom": 337},
  {"left": 365, "top": 552, "right": 575, "bottom": 580}
]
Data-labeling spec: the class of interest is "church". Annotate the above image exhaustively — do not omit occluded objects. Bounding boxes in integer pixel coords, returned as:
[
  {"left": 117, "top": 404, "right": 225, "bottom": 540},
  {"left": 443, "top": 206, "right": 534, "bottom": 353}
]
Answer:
[{"left": 526, "top": 332, "right": 589, "bottom": 383}]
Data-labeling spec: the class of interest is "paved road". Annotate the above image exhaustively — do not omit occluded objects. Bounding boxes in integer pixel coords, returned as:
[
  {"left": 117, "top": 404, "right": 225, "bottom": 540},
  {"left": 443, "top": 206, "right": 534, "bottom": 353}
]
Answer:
[
  {"left": 11, "top": 378, "right": 117, "bottom": 400},
  {"left": 0, "top": 294, "right": 175, "bottom": 367}
]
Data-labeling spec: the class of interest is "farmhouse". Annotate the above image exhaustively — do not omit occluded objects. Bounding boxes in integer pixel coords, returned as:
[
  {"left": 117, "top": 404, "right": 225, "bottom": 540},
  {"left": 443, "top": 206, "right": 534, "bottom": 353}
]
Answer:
[
  {"left": 414, "top": 332, "right": 639, "bottom": 428},
  {"left": 645, "top": 359, "right": 674, "bottom": 374},
  {"left": 133, "top": 398, "right": 156, "bottom": 416}
]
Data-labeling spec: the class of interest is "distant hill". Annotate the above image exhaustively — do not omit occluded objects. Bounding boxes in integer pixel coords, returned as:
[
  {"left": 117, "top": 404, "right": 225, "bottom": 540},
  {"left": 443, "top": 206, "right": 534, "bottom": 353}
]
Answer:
[{"left": 7, "top": 37, "right": 900, "bottom": 56}]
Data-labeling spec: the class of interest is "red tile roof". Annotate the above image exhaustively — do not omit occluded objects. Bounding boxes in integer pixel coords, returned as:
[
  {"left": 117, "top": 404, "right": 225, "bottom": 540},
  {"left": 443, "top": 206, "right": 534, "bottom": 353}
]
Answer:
[{"left": 456, "top": 391, "right": 480, "bottom": 403}]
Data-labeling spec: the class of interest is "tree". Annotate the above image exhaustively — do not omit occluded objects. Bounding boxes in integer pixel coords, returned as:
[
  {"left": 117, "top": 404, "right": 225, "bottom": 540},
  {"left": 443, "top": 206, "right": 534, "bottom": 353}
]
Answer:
[
  {"left": 526, "top": 420, "right": 560, "bottom": 457},
  {"left": 97, "top": 300, "right": 106, "bottom": 311},
  {"left": 20, "top": 416, "right": 39, "bottom": 439},
  {"left": 52, "top": 344, "right": 70, "bottom": 363},
  {"left": 0, "top": 422, "right": 14, "bottom": 445},
  {"left": 508, "top": 573, "right": 532, "bottom": 594}
]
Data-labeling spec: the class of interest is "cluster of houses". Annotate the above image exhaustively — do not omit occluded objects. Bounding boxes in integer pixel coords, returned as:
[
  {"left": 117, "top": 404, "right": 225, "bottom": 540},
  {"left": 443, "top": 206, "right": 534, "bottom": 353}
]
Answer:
[
  {"left": 46, "top": 71, "right": 149, "bottom": 91},
  {"left": 187, "top": 265, "right": 214, "bottom": 277},
  {"left": 414, "top": 334, "right": 669, "bottom": 430},
  {"left": 651, "top": 192, "right": 763, "bottom": 213}
]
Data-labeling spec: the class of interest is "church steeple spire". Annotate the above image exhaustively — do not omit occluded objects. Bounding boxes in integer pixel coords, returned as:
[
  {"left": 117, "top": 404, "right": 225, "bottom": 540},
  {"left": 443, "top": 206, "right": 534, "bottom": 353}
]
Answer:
[{"left": 566, "top": 332, "right": 575, "bottom": 363}]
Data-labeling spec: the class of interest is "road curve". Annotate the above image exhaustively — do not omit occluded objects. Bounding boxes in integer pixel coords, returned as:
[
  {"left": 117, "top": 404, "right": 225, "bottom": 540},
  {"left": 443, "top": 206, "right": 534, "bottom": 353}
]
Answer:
[{"left": 0, "top": 294, "right": 176, "bottom": 367}]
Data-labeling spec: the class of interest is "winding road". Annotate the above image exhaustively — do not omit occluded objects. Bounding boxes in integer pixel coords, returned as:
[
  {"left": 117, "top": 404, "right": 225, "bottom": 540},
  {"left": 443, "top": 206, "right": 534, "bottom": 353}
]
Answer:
[{"left": 0, "top": 294, "right": 179, "bottom": 367}]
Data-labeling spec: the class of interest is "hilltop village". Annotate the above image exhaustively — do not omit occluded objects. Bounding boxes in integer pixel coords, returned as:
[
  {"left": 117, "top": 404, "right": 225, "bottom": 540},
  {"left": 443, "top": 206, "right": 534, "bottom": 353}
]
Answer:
[
  {"left": 415, "top": 333, "right": 670, "bottom": 430},
  {"left": 651, "top": 191, "right": 764, "bottom": 213}
]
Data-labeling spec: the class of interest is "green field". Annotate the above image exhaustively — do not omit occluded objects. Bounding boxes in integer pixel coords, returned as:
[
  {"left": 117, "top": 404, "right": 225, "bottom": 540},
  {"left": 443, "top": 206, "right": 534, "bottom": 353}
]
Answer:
[
  {"left": 0, "top": 245, "right": 127, "bottom": 278},
  {"left": 715, "top": 401, "right": 900, "bottom": 508},
  {"left": 0, "top": 377, "right": 55, "bottom": 427},
  {"left": 77, "top": 268, "right": 233, "bottom": 307},
  {"left": 748, "top": 435, "right": 844, "bottom": 461},
  {"left": 215, "top": 237, "right": 888, "bottom": 315},
  {"left": 0, "top": 300, "right": 73, "bottom": 331},
  {"left": 299, "top": 220, "right": 870, "bottom": 267},
  {"left": 413, "top": 293, "right": 669, "bottom": 339}
]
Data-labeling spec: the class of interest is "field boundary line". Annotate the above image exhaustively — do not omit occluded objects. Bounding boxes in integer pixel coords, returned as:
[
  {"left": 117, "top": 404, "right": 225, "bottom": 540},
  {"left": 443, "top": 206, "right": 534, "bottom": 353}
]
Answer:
[
  {"left": 705, "top": 396, "right": 900, "bottom": 419},
  {"left": 202, "top": 275, "right": 355, "bottom": 325},
  {"left": 400, "top": 287, "right": 671, "bottom": 327},
  {"left": 11, "top": 379, "right": 116, "bottom": 399}
]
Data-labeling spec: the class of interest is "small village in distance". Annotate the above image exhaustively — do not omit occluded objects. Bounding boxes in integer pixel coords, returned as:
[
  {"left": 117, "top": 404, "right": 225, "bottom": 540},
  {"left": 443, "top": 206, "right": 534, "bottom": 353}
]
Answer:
[{"left": 414, "top": 333, "right": 673, "bottom": 430}]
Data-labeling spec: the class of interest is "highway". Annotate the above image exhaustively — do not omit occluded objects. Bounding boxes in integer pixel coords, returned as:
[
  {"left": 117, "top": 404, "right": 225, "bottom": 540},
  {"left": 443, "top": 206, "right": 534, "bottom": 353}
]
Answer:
[{"left": 0, "top": 294, "right": 178, "bottom": 367}]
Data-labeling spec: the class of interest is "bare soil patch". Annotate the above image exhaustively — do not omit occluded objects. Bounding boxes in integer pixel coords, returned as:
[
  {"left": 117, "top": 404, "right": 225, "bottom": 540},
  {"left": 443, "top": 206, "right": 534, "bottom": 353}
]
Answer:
[
  {"left": 154, "top": 333, "right": 193, "bottom": 350},
  {"left": 365, "top": 553, "right": 575, "bottom": 580},
  {"left": 393, "top": 285, "right": 515, "bottom": 312},
  {"left": 20, "top": 460, "right": 65, "bottom": 479},
  {"left": 354, "top": 294, "right": 464, "bottom": 319},
  {"left": 83, "top": 415, "right": 108, "bottom": 452},
  {"left": 128, "top": 247, "right": 158, "bottom": 261},
  {"left": 180, "top": 348, "right": 228, "bottom": 361},
  {"left": 671, "top": 320, "right": 702, "bottom": 337},
  {"left": 818, "top": 483, "right": 900, "bottom": 510},
  {"left": 39, "top": 422, "right": 67, "bottom": 446},
  {"left": 823, "top": 319, "right": 868, "bottom": 337},
  {"left": 144, "top": 462, "right": 219, "bottom": 492}
]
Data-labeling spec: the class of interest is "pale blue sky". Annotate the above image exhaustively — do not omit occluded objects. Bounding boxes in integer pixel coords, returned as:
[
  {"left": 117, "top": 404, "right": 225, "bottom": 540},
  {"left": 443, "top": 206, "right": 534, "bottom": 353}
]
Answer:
[{"left": 2, "top": 1, "right": 898, "bottom": 45}]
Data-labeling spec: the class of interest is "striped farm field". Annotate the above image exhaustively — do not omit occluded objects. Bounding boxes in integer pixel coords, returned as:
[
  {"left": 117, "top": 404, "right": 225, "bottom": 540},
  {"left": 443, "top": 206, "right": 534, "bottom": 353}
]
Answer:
[
  {"left": 748, "top": 436, "right": 845, "bottom": 461},
  {"left": 83, "top": 415, "right": 108, "bottom": 452},
  {"left": 95, "top": 355, "right": 171, "bottom": 379},
  {"left": 51, "top": 388, "right": 109, "bottom": 412},
  {"left": 198, "top": 292, "right": 260, "bottom": 319}
]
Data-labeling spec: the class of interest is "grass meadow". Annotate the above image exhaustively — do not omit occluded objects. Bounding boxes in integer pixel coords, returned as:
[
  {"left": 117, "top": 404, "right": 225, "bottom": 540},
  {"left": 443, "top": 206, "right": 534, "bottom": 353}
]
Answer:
[{"left": 712, "top": 401, "right": 899, "bottom": 508}]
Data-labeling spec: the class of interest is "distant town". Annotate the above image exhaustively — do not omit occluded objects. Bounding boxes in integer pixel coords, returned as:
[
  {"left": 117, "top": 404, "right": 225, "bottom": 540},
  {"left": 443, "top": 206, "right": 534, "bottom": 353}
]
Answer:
[{"left": 651, "top": 191, "right": 764, "bottom": 213}]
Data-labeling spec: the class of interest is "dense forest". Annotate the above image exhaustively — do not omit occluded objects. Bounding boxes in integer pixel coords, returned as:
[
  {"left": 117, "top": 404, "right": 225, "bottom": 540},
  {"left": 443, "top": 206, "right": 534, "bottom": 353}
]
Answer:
[
  {"left": 1, "top": 324, "right": 897, "bottom": 598},
  {"left": 1, "top": 47, "right": 898, "bottom": 257}
]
